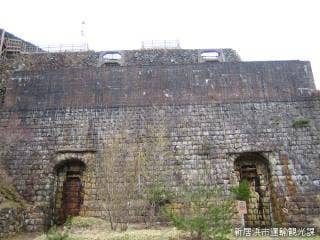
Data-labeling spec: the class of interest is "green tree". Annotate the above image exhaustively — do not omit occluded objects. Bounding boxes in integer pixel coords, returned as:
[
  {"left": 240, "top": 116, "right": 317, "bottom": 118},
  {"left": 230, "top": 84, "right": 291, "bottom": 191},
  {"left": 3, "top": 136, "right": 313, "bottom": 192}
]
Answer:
[
  {"left": 164, "top": 186, "right": 234, "bottom": 240},
  {"left": 231, "top": 179, "right": 251, "bottom": 201}
]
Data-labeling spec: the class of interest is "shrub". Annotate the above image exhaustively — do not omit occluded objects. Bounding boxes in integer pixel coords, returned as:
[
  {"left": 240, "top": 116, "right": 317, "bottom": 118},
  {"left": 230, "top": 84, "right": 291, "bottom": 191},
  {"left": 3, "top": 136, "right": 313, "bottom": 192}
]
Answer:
[
  {"left": 146, "top": 183, "right": 173, "bottom": 209},
  {"left": 164, "top": 186, "right": 234, "bottom": 240},
  {"left": 46, "top": 226, "right": 70, "bottom": 240},
  {"left": 143, "top": 183, "right": 174, "bottom": 224},
  {"left": 231, "top": 179, "right": 251, "bottom": 201}
]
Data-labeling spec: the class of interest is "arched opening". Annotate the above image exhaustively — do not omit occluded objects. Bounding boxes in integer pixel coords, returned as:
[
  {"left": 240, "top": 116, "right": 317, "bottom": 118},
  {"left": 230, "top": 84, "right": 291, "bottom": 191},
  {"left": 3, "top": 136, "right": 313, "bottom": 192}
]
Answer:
[
  {"left": 98, "top": 51, "right": 122, "bottom": 67},
  {"left": 54, "top": 159, "right": 86, "bottom": 224},
  {"left": 234, "top": 153, "right": 273, "bottom": 227},
  {"left": 102, "top": 52, "right": 122, "bottom": 61},
  {"left": 201, "top": 51, "right": 220, "bottom": 61}
]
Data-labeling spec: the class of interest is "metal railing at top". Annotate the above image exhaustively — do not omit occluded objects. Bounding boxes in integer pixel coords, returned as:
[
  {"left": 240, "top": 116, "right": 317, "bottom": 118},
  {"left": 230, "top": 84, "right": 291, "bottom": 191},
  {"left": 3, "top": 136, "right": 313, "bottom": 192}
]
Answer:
[
  {"left": 3, "top": 38, "right": 23, "bottom": 52},
  {"left": 141, "top": 40, "right": 181, "bottom": 49},
  {"left": 28, "top": 43, "right": 89, "bottom": 53},
  {"left": 3, "top": 37, "right": 89, "bottom": 53}
]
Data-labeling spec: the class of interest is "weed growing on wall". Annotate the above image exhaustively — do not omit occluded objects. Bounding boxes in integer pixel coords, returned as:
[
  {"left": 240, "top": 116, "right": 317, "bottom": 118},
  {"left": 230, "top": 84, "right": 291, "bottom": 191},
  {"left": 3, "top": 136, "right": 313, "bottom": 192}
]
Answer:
[
  {"left": 292, "top": 118, "right": 310, "bottom": 128},
  {"left": 231, "top": 179, "right": 251, "bottom": 201}
]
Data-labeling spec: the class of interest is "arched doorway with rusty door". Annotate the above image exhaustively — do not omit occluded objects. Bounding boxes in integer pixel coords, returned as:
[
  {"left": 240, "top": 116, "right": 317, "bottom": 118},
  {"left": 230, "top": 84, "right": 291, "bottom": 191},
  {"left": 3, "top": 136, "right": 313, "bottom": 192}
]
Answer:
[
  {"left": 54, "top": 159, "right": 86, "bottom": 224},
  {"left": 234, "top": 153, "right": 273, "bottom": 227}
]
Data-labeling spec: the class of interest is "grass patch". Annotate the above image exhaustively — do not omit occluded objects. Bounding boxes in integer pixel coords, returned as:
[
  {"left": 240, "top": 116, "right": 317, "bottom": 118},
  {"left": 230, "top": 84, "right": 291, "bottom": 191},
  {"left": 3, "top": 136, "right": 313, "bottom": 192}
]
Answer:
[
  {"left": 65, "top": 216, "right": 108, "bottom": 229},
  {"left": 66, "top": 227, "right": 184, "bottom": 240},
  {"left": 0, "top": 201, "right": 22, "bottom": 209},
  {"left": 62, "top": 217, "right": 184, "bottom": 239},
  {"left": 8, "top": 220, "right": 320, "bottom": 240},
  {"left": 46, "top": 226, "right": 70, "bottom": 240},
  {"left": 32, "top": 222, "right": 184, "bottom": 240},
  {"left": 232, "top": 237, "right": 320, "bottom": 240}
]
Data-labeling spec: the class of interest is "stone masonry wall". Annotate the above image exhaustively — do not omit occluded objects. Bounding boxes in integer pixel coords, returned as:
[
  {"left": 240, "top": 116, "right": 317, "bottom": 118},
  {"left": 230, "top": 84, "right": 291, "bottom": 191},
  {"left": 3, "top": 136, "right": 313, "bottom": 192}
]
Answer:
[
  {"left": 0, "top": 52, "right": 319, "bottom": 231},
  {"left": 0, "top": 207, "right": 24, "bottom": 238},
  {"left": 0, "top": 49, "right": 240, "bottom": 106},
  {"left": 2, "top": 61, "right": 316, "bottom": 110},
  {"left": 0, "top": 100, "right": 319, "bottom": 230}
]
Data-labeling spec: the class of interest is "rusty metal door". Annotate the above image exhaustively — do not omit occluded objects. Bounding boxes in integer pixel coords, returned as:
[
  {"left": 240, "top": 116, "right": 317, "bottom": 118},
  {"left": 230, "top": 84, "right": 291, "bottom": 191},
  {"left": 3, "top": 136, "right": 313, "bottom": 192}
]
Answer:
[{"left": 61, "top": 176, "right": 82, "bottom": 222}]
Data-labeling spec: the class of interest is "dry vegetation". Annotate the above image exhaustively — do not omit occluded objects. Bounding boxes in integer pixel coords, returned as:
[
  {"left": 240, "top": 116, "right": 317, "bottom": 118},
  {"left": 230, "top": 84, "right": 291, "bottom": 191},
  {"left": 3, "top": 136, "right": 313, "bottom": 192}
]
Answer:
[
  {"left": 99, "top": 120, "right": 172, "bottom": 230},
  {"left": 0, "top": 116, "right": 27, "bottom": 209},
  {"left": 6, "top": 217, "right": 320, "bottom": 240}
]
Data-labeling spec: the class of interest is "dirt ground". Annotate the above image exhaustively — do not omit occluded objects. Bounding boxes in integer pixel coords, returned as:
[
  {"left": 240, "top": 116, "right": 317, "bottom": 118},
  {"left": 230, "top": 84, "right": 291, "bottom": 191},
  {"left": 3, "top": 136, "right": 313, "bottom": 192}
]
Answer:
[
  {"left": 8, "top": 230, "right": 320, "bottom": 240},
  {"left": 6, "top": 217, "right": 320, "bottom": 240}
]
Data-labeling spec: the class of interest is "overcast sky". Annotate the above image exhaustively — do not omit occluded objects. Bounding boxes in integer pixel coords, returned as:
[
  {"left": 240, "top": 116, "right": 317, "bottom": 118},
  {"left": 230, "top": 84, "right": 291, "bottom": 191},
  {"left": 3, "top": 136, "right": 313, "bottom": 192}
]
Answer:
[{"left": 1, "top": 0, "right": 319, "bottom": 88}]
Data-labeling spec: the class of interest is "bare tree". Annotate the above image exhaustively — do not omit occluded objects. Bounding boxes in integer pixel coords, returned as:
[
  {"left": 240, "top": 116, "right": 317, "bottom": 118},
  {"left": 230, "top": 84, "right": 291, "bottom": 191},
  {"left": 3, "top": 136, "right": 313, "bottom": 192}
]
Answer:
[
  {"left": 100, "top": 131, "right": 137, "bottom": 230},
  {"left": 99, "top": 120, "right": 173, "bottom": 230}
]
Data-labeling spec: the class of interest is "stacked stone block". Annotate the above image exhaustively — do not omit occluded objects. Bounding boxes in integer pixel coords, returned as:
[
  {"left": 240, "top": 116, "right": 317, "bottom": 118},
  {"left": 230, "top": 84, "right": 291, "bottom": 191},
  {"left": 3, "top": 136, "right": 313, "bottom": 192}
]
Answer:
[
  {"left": 0, "top": 49, "right": 319, "bottom": 232},
  {"left": 0, "top": 208, "right": 24, "bottom": 238}
]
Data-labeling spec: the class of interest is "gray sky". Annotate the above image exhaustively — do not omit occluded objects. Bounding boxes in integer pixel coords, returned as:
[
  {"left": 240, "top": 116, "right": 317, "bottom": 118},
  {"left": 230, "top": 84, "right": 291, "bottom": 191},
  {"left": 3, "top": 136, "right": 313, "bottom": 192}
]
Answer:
[{"left": 1, "top": 0, "right": 319, "bottom": 89}]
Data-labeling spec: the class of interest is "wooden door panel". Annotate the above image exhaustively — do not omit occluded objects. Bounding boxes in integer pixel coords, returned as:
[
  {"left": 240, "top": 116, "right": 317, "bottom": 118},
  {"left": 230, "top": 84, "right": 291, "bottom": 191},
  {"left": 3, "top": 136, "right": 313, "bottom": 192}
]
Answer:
[{"left": 61, "top": 177, "right": 82, "bottom": 222}]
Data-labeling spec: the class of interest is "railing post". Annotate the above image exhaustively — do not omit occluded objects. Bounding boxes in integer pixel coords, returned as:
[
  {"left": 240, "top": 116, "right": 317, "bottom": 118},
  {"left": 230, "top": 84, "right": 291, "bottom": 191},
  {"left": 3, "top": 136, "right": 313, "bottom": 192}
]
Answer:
[{"left": 0, "top": 29, "right": 5, "bottom": 55}]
